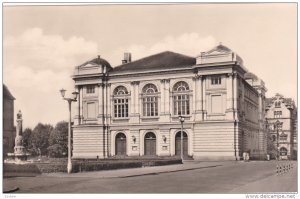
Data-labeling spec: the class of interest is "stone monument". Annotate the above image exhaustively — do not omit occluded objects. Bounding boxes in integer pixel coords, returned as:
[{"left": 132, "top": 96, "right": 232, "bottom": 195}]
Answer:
[{"left": 7, "top": 110, "right": 29, "bottom": 163}]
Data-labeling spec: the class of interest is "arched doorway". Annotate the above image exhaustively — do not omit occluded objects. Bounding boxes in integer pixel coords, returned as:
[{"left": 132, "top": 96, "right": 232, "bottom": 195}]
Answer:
[
  {"left": 175, "top": 131, "right": 188, "bottom": 156},
  {"left": 144, "top": 132, "right": 156, "bottom": 155},
  {"left": 115, "top": 133, "right": 126, "bottom": 155}
]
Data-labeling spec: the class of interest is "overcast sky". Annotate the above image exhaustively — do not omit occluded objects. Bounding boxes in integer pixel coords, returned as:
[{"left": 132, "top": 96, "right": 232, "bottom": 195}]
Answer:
[{"left": 3, "top": 3, "right": 297, "bottom": 128}]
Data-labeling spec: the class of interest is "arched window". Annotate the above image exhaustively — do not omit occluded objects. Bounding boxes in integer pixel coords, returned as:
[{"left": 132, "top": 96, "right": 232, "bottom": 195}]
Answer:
[
  {"left": 142, "top": 84, "right": 158, "bottom": 117},
  {"left": 275, "top": 101, "right": 281, "bottom": 108},
  {"left": 173, "top": 81, "right": 190, "bottom": 115},
  {"left": 113, "top": 86, "right": 129, "bottom": 118},
  {"left": 280, "top": 147, "right": 288, "bottom": 156}
]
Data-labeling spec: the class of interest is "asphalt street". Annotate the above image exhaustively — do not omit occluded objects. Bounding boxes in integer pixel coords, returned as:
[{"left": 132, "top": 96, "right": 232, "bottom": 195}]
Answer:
[{"left": 3, "top": 160, "right": 297, "bottom": 193}]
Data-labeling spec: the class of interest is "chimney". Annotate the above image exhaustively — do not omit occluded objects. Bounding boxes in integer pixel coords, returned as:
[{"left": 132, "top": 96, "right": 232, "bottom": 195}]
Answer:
[{"left": 122, "top": 52, "right": 131, "bottom": 64}]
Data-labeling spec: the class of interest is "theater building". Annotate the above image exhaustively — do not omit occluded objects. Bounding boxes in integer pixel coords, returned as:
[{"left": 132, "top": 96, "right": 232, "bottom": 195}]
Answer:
[
  {"left": 72, "top": 44, "right": 267, "bottom": 160},
  {"left": 265, "top": 94, "right": 297, "bottom": 160}
]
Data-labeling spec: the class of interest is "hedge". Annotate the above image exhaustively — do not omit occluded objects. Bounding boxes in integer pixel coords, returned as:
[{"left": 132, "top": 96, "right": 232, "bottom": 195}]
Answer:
[{"left": 4, "top": 158, "right": 182, "bottom": 174}]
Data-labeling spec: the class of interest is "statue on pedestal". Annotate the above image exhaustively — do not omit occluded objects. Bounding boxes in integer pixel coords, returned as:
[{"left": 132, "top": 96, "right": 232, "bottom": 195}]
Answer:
[{"left": 7, "top": 110, "right": 29, "bottom": 163}]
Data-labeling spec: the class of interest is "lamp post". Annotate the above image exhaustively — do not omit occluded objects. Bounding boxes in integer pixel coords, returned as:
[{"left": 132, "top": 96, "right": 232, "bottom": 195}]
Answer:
[
  {"left": 60, "top": 88, "right": 79, "bottom": 174},
  {"left": 178, "top": 115, "right": 185, "bottom": 161}
]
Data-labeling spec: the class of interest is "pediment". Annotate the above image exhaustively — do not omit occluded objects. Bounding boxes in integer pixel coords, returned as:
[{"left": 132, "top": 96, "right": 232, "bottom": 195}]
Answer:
[
  {"left": 80, "top": 62, "right": 99, "bottom": 68},
  {"left": 205, "top": 45, "right": 232, "bottom": 56}
]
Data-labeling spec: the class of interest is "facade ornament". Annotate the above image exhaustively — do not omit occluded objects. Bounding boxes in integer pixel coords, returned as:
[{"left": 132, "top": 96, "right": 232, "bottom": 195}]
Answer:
[{"left": 130, "top": 81, "right": 140, "bottom": 86}]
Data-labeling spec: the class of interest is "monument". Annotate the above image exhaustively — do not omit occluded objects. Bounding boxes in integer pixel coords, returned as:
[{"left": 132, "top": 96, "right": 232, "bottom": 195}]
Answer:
[{"left": 6, "top": 110, "right": 30, "bottom": 163}]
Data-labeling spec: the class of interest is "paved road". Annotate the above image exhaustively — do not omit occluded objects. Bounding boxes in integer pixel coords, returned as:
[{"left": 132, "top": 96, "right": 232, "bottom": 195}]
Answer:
[{"left": 3, "top": 160, "right": 297, "bottom": 193}]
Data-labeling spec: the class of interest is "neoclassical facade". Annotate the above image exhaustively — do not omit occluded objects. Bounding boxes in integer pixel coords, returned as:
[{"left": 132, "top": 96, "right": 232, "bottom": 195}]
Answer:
[
  {"left": 265, "top": 94, "right": 297, "bottom": 160},
  {"left": 72, "top": 44, "right": 267, "bottom": 160}
]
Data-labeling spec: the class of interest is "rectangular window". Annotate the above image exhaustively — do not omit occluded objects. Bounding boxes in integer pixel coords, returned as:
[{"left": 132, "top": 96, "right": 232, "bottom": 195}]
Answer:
[
  {"left": 87, "top": 102, "right": 96, "bottom": 119},
  {"left": 86, "top": 85, "right": 95, "bottom": 94},
  {"left": 274, "top": 111, "right": 282, "bottom": 118},
  {"left": 173, "top": 95, "right": 190, "bottom": 115},
  {"left": 211, "top": 76, "right": 222, "bottom": 85},
  {"left": 211, "top": 95, "right": 223, "bottom": 113},
  {"left": 114, "top": 98, "right": 128, "bottom": 118}
]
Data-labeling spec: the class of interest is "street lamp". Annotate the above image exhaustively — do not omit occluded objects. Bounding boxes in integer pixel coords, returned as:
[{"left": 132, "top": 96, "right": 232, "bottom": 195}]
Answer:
[
  {"left": 178, "top": 115, "right": 185, "bottom": 161},
  {"left": 60, "top": 88, "right": 79, "bottom": 174}
]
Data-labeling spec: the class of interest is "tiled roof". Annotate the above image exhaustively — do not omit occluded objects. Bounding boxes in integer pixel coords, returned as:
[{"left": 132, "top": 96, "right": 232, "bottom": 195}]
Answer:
[
  {"left": 111, "top": 51, "right": 196, "bottom": 73},
  {"left": 3, "top": 84, "right": 15, "bottom": 100}
]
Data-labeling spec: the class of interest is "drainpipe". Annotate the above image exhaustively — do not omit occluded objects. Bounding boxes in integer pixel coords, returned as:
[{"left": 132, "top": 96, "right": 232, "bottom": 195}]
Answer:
[{"left": 234, "top": 120, "right": 238, "bottom": 160}]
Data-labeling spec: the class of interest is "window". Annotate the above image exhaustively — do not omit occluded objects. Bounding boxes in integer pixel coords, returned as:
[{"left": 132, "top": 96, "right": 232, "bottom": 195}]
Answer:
[
  {"left": 113, "top": 86, "right": 129, "bottom": 118},
  {"left": 211, "top": 76, "right": 221, "bottom": 85},
  {"left": 86, "top": 85, "right": 95, "bottom": 94},
  {"left": 280, "top": 147, "right": 288, "bottom": 156},
  {"left": 142, "top": 84, "right": 158, "bottom": 117},
  {"left": 275, "top": 101, "right": 281, "bottom": 108},
  {"left": 274, "top": 111, "right": 282, "bottom": 118},
  {"left": 279, "top": 133, "right": 287, "bottom": 141},
  {"left": 211, "top": 95, "right": 223, "bottom": 113},
  {"left": 87, "top": 102, "right": 96, "bottom": 119},
  {"left": 272, "top": 135, "right": 276, "bottom": 142},
  {"left": 173, "top": 81, "right": 190, "bottom": 115}
]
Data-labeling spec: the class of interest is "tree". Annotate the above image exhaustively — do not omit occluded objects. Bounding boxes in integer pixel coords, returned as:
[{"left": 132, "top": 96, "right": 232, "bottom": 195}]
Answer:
[
  {"left": 31, "top": 123, "right": 53, "bottom": 156},
  {"left": 22, "top": 128, "right": 32, "bottom": 150},
  {"left": 48, "top": 121, "right": 68, "bottom": 157}
]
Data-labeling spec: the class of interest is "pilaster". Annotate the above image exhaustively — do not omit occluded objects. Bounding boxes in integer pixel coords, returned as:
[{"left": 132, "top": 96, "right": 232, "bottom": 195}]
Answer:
[
  {"left": 226, "top": 72, "right": 234, "bottom": 120},
  {"left": 130, "top": 81, "right": 140, "bottom": 123},
  {"left": 74, "top": 85, "right": 81, "bottom": 125},
  {"left": 193, "top": 74, "right": 203, "bottom": 121},
  {"left": 160, "top": 79, "right": 171, "bottom": 122}
]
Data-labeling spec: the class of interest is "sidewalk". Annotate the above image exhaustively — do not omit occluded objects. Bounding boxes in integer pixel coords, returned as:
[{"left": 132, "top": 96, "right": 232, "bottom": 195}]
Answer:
[
  {"left": 3, "top": 161, "right": 229, "bottom": 193},
  {"left": 228, "top": 166, "right": 297, "bottom": 193}
]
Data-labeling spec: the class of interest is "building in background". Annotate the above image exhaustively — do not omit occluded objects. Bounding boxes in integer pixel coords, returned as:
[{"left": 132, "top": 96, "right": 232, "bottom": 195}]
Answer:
[
  {"left": 265, "top": 93, "right": 297, "bottom": 160},
  {"left": 3, "top": 84, "right": 15, "bottom": 157},
  {"left": 71, "top": 44, "right": 267, "bottom": 160}
]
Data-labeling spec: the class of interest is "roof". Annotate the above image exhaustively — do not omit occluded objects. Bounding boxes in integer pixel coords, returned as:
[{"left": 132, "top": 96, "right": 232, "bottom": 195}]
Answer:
[
  {"left": 3, "top": 84, "right": 15, "bottom": 100},
  {"left": 266, "top": 94, "right": 296, "bottom": 110},
  {"left": 77, "top": 56, "right": 112, "bottom": 69},
  {"left": 244, "top": 72, "right": 258, "bottom": 80},
  {"left": 111, "top": 51, "right": 196, "bottom": 73}
]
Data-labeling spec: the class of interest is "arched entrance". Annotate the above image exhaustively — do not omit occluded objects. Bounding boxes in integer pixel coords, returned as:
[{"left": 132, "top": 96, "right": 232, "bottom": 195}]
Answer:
[
  {"left": 175, "top": 131, "right": 188, "bottom": 156},
  {"left": 144, "top": 132, "right": 156, "bottom": 155},
  {"left": 115, "top": 133, "right": 126, "bottom": 155}
]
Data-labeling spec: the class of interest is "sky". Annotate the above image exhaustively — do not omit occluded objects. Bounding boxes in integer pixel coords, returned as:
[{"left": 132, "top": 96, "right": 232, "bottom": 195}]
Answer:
[{"left": 3, "top": 3, "right": 297, "bottom": 128}]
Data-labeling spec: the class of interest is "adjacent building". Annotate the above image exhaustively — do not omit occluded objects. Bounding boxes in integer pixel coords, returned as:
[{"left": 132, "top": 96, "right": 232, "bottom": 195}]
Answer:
[
  {"left": 265, "top": 94, "right": 297, "bottom": 160},
  {"left": 3, "top": 84, "right": 15, "bottom": 157},
  {"left": 71, "top": 44, "right": 267, "bottom": 160}
]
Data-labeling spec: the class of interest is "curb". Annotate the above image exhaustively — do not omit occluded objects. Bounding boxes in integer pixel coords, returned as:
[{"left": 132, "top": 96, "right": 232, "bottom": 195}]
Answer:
[{"left": 3, "top": 186, "right": 19, "bottom": 193}]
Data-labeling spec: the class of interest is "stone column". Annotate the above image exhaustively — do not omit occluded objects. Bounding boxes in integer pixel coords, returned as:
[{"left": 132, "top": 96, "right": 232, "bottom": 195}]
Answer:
[
  {"left": 130, "top": 81, "right": 140, "bottom": 123},
  {"left": 160, "top": 79, "right": 166, "bottom": 115},
  {"left": 202, "top": 77, "right": 207, "bottom": 120},
  {"left": 103, "top": 83, "right": 107, "bottom": 124},
  {"left": 134, "top": 81, "right": 140, "bottom": 114},
  {"left": 226, "top": 73, "right": 234, "bottom": 120},
  {"left": 233, "top": 72, "right": 238, "bottom": 120},
  {"left": 98, "top": 83, "right": 104, "bottom": 124},
  {"left": 107, "top": 83, "right": 111, "bottom": 124},
  {"left": 130, "top": 82, "right": 135, "bottom": 115},
  {"left": 79, "top": 86, "right": 84, "bottom": 124},
  {"left": 165, "top": 79, "right": 171, "bottom": 115},
  {"left": 74, "top": 86, "right": 80, "bottom": 125},
  {"left": 194, "top": 75, "right": 203, "bottom": 121}
]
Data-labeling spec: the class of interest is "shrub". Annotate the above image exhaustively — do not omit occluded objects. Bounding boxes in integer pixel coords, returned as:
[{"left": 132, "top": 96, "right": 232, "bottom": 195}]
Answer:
[{"left": 3, "top": 163, "right": 41, "bottom": 177}]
